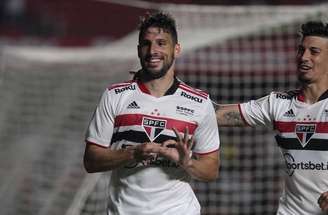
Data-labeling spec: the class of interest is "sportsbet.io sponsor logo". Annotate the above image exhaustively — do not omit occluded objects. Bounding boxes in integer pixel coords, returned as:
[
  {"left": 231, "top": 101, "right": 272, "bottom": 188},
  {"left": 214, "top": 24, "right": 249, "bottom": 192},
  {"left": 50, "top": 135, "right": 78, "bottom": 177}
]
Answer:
[
  {"left": 283, "top": 153, "right": 328, "bottom": 176},
  {"left": 126, "top": 155, "right": 179, "bottom": 169},
  {"left": 121, "top": 144, "right": 178, "bottom": 169}
]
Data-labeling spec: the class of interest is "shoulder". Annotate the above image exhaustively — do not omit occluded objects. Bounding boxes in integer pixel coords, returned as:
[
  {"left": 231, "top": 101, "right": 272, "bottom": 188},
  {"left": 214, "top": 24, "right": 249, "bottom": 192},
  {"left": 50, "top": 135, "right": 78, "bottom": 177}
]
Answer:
[
  {"left": 178, "top": 82, "right": 209, "bottom": 103},
  {"left": 107, "top": 80, "right": 137, "bottom": 95}
]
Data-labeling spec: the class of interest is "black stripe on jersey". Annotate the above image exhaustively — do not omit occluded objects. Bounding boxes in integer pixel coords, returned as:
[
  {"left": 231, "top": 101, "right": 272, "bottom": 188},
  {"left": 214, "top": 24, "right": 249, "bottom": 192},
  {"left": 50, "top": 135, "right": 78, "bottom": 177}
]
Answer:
[
  {"left": 318, "top": 89, "right": 328, "bottom": 101},
  {"left": 164, "top": 77, "right": 179, "bottom": 96},
  {"left": 275, "top": 135, "right": 328, "bottom": 151},
  {"left": 111, "top": 130, "right": 177, "bottom": 144}
]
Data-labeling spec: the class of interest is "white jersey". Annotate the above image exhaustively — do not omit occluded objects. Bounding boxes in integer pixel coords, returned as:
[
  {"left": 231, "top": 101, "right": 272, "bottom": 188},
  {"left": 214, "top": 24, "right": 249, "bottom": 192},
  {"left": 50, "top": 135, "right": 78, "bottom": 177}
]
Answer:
[
  {"left": 86, "top": 78, "right": 220, "bottom": 215},
  {"left": 240, "top": 90, "right": 328, "bottom": 215}
]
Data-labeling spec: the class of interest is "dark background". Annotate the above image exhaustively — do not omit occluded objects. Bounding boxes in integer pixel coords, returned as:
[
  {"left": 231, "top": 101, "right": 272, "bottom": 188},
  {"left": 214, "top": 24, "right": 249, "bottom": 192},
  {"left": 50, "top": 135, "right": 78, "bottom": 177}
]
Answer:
[{"left": 0, "top": 0, "right": 326, "bottom": 46}]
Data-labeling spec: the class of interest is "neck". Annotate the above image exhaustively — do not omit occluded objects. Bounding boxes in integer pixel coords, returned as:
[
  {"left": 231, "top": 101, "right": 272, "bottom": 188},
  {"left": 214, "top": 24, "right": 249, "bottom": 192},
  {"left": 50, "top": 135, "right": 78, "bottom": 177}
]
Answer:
[
  {"left": 143, "top": 70, "right": 175, "bottom": 97},
  {"left": 302, "top": 83, "right": 328, "bottom": 104}
]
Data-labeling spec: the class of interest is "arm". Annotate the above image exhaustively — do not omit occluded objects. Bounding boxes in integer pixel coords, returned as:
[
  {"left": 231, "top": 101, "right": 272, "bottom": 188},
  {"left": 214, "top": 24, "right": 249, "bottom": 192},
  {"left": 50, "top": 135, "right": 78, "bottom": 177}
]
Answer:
[
  {"left": 182, "top": 151, "right": 219, "bottom": 181},
  {"left": 215, "top": 104, "right": 248, "bottom": 127},
  {"left": 84, "top": 142, "right": 155, "bottom": 173},
  {"left": 148, "top": 128, "right": 219, "bottom": 181},
  {"left": 174, "top": 127, "right": 218, "bottom": 181},
  {"left": 83, "top": 143, "right": 135, "bottom": 173}
]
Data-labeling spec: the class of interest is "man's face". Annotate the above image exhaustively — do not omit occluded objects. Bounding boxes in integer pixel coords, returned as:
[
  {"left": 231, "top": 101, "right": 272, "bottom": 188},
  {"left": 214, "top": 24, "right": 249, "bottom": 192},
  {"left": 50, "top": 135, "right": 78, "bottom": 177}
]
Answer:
[
  {"left": 296, "top": 36, "right": 328, "bottom": 84},
  {"left": 138, "top": 27, "right": 180, "bottom": 79}
]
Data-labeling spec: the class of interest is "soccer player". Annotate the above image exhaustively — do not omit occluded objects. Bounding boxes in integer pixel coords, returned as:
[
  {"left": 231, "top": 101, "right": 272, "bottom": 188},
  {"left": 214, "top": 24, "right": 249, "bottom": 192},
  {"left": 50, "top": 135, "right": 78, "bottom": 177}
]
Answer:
[
  {"left": 84, "top": 11, "right": 220, "bottom": 215},
  {"left": 216, "top": 21, "right": 328, "bottom": 214}
]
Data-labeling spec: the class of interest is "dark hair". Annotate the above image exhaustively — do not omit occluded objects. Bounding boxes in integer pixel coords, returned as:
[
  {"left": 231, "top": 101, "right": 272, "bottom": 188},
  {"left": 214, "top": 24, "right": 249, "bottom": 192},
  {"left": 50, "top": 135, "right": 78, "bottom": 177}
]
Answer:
[
  {"left": 138, "top": 11, "right": 178, "bottom": 44},
  {"left": 300, "top": 21, "right": 328, "bottom": 39}
]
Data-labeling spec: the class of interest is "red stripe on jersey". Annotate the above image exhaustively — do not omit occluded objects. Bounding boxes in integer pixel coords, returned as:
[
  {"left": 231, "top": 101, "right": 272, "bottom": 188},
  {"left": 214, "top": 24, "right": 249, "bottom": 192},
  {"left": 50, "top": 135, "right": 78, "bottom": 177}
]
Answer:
[
  {"left": 108, "top": 81, "right": 134, "bottom": 90},
  {"left": 137, "top": 81, "right": 151, "bottom": 94},
  {"left": 297, "top": 93, "right": 305, "bottom": 102},
  {"left": 274, "top": 121, "right": 328, "bottom": 133},
  {"left": 194, "top": 148, "right": 220, "bottom": 156},
  {"left": 179, "top": 84, "right": 208, "bottom": 99},
  {"left": 114, "top": 114, "right": 198, "bottom": 134}
]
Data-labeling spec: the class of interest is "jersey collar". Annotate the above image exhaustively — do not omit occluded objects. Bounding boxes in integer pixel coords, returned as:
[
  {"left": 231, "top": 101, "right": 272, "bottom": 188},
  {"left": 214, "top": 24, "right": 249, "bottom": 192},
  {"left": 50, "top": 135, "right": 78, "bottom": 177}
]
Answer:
[
  {"left": 137, "top": 77, "right": 180, "bottom": 96},
  {"left": 297, "top": 89, "right": 328, "bottom": 102}
]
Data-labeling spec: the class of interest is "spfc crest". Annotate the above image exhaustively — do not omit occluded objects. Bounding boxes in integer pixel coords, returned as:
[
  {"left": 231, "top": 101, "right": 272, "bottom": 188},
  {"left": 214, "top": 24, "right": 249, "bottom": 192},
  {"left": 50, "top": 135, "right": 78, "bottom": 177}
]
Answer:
[
  {"left": 142, "top": 117, "right": 167, "bottom": 142},
  {"left": 295, "top": 124, "right": 316, "bottom": 147}
]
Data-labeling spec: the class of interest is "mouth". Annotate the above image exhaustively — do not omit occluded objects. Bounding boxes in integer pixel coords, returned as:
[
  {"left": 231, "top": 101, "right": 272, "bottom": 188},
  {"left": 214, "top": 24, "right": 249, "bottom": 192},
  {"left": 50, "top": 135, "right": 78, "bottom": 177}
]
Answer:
[
  {"left": 298, "top": 64, "right": 312, "bottom": 72},
  {"left": 146, "top": 57, "right": 162, "bottom": 67}
]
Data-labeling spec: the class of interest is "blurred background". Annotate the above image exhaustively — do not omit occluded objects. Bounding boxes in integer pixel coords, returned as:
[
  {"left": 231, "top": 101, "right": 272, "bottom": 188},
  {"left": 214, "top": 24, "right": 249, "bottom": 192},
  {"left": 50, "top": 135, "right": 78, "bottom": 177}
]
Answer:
[
  {"left": 0, "top": 0, "right": 327, "bottom": 46},
  {"left": 1, "top": 0, "right": 327, "bottom": 215}
]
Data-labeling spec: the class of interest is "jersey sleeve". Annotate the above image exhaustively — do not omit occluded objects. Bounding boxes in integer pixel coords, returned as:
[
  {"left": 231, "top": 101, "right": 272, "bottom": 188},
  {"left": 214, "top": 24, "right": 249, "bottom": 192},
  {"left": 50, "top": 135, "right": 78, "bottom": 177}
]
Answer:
[
  {"left": 192, "top": 99, "right": 220, "bottom": 154},
  {"left": 239, "top": 93, "right": 274, "bottom": 127},
  {"left": 85, "top": 89, "right": 115, "bottom": 147}
]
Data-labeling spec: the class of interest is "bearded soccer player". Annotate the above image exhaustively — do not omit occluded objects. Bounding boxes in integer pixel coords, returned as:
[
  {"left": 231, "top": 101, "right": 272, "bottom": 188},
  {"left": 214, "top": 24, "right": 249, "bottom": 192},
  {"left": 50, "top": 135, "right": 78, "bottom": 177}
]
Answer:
[
  {"left": 84, "top": 11, "right": 220, "bottom": 215},
  {"left": 216, "top": 21, "right": 328, "bottom": 214}
]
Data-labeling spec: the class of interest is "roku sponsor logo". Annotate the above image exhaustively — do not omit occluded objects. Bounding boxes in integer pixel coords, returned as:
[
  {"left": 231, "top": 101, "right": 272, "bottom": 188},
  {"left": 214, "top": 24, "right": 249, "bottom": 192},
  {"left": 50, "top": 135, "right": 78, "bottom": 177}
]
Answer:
[
  {"left": 114, "top": 85, "right": 136, "bottom": 94},
  {"left": 180, "top": 91, "right": 203, "bottom": 103},
  {"left": 276, "top": 93, "right": 291, "bottom": 100}
]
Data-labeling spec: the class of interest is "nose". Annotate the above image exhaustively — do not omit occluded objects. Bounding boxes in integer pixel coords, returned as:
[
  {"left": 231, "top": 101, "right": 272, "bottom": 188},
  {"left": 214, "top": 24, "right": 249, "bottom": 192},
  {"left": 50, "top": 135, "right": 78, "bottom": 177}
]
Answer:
[
  {"left": 299, "top": 49, "right": 310, "bottom": 62},
  {"left": 149, "top": 43, "right": 159, "bottom": 55}
]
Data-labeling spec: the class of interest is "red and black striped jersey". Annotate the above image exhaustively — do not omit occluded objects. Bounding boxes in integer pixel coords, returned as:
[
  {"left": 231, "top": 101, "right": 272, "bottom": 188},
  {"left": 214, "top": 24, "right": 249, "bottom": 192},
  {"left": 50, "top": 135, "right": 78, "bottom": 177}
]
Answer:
[
  {"left": 85, "top": 77, "right": 220, "bottom": 215},
  {"left": 240, "top": 89, "right": 328, "bottom": 215}
]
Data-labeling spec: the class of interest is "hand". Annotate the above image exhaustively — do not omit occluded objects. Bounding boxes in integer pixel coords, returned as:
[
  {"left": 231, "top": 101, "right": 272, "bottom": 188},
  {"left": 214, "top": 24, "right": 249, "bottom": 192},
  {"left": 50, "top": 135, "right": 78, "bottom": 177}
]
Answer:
[
  {"left": 318, "top": 191, "right": 328, "bottom": 212},
  {"left": 161, "top": 127, "right": 194, "bottom": 169},
  {"left": 132, "top": 143, "right": 157, "bottom": 162}
]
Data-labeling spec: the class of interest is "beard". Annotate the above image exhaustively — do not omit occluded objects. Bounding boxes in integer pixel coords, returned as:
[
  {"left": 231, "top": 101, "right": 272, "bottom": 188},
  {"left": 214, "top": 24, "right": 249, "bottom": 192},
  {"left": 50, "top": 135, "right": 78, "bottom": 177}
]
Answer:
[
  {"left": 140, "top": 56, "right": 174, "bottom": 81},
  {"left": 297, "top": 75, "right": 310, "bottom": 84},
  {"left": 297, "top": 69, "right": 313, "bottom": 85}
]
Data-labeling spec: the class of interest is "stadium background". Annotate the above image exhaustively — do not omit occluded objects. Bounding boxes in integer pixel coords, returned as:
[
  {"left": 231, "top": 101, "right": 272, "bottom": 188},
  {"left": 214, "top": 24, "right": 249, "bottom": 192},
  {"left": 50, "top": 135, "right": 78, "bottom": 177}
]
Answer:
[{"left": 1, "top": 0, "right": 328, "bottom": 215}]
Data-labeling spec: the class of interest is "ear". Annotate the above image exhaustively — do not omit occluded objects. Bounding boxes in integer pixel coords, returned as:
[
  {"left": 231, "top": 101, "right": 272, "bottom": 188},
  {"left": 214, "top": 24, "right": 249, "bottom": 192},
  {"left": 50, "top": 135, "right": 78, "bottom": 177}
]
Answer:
[{"left": 174, "top": 43, "right": 181, "bottom": 58}]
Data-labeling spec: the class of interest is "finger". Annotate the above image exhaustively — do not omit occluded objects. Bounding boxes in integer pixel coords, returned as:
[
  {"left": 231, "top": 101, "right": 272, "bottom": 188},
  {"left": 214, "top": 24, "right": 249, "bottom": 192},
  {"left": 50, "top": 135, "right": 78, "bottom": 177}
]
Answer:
[
  {"left": 318, "top": 193, "right": 328, "bottom": 211},
  {"left": 172, "top": 127, "right": 182, "bottom": 142},
  {"left": 318, "top": 193, "right": 328, "bottom": 205},
  {"left": 187, "top": 136, "right": 194, "bottom": 150},
  {"left": 162, "top": 140, "right": 176, "bottom": 148},
  {"left": 318, "top": 195, "right": 324, "bottom": 205},
  {"left": 135, "top": 143, "right": 156, "bottom": 157},
  {"left": 320, "top": 200, "right": 328, "bottom": 212},
  {"left": 183, "top": 127, "right": 189, "bottom": 143}
]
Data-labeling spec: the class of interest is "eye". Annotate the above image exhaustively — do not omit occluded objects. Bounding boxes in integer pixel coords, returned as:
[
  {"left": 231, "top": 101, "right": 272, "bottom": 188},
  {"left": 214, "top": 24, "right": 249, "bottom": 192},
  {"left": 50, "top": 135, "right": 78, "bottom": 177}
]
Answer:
[
  {"left": 310, "top": 47, "right": 320, "bottom": 55},
  {"left": 139, "top": 40, "right": 150, "bottom": 47},
  {"left": 157, "top": 40, "right": 167, "bottom": 47}
]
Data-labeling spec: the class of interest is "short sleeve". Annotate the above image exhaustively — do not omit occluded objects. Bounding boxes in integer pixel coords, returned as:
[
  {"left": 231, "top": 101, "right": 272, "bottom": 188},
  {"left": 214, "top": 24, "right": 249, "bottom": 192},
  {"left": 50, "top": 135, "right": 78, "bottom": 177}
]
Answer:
[
  {"left": 192, "top": 99, "right": 220, "bottom": 154},
  {"left": 85, "top": 89, "right": 115, "bottom": 147},
  {"left": 239, "top": 94, "right": 273, "bottom": 127}
]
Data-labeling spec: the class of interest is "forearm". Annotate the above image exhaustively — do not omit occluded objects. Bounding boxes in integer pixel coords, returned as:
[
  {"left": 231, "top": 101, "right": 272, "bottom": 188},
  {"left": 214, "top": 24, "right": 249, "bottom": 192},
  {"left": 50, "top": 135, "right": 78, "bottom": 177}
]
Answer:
[
  {"left": 84, "top": 144, "right": 135, "bottom": 173},
  {"left": 181, "top": 153, "right": 219, "bottom": 182},
  {"left": 215, "top": 104, "right": 246, "bottom": 127}
]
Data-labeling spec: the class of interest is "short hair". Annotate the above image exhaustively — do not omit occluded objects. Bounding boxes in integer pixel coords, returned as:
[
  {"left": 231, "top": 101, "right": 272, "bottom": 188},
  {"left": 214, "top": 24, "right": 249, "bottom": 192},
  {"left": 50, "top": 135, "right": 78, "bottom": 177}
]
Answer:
[
  {"left": 138, "top": 11, "right": 178, "bottom": 44},
  {"left": 299, "top": 21, "right": 328, "bottom": 39}
]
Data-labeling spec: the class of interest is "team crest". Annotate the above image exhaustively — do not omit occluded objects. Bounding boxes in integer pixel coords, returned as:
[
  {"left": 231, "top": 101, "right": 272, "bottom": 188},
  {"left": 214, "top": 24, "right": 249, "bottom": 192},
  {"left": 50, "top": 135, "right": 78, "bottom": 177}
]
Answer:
[
  {"left": 295, "top": 124, "right": 316, "bottom": 147},
  {"left": 142, "top": 117, "right": 167, "bottom": 142}
]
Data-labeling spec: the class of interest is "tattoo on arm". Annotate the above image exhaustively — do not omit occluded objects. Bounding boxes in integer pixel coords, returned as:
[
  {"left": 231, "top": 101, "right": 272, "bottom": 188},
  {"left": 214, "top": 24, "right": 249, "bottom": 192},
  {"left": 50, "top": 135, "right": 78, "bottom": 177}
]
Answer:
[
  {"left": 216, "top": 104, "right": 246, "bottom": 127},
  {"left": 224, "top": 111, "right": 245, "bottom": 126}
]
